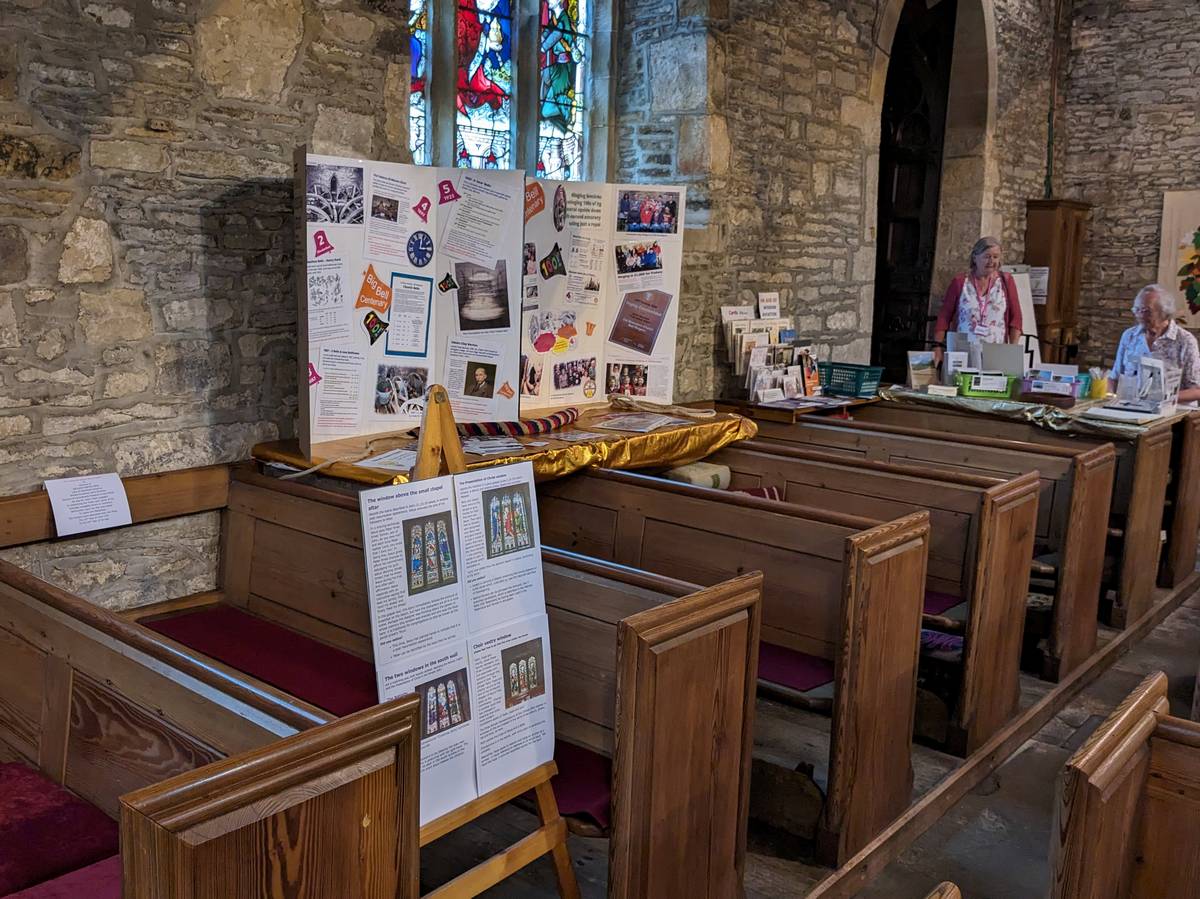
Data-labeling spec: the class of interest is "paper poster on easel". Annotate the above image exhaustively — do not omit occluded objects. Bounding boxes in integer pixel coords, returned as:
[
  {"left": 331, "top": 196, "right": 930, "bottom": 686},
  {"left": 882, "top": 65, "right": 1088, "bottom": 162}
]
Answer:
[
  {"left": 519, "top": 180, "right": 685, "bottom": 410},
  {"left": 298, "top": 149, "right": 524, "bottom": 457},
  {"left": 359, "top": 460, "right": 554, "bottom": 825}
]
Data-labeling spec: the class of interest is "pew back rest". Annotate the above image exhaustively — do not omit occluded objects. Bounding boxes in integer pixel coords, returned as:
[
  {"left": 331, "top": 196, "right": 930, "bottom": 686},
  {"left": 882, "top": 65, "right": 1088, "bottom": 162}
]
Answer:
[
  {"left": 754, "top": 418, "right": 1077, "bottom": 546},
  {"left": 120, "top": 695, "right": 421, "bottom": 899},
  {"left": 0, "top": 561, "right": 321, "bottom": 819},
  {"left": 710, "top": 441, "right": 997, "bottom": 599},
  {"left": 609, "top": 572, "right": 762, "bottom": 898},
  {"left": 1050, "top": 671, "right": 1200, "bottom": 899}
]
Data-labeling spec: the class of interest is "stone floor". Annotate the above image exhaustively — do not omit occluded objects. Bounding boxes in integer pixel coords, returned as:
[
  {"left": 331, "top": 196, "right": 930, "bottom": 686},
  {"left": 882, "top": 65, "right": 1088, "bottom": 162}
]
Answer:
[{"left": 422, "top": 589, "right": 1200, "bottom": 897}]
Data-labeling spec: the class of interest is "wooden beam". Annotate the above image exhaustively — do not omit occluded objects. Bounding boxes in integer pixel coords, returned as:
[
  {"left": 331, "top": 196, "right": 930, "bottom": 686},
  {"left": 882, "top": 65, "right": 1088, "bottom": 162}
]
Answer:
[
  {"left": 805, "top": 570, "right": 1200, "bottom": 899},
  {"left": 0, "top": 465, "right": 231, "bottom": 549}
]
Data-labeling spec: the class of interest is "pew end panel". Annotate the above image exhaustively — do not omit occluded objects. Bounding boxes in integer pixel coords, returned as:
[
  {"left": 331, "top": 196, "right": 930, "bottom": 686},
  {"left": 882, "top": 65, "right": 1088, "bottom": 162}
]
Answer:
[
  {"left": 1110, "top": 426, "right": 1173, "bottom": 628},
  {"left": 954, "top": 471, "right": 1039, "bottom": 755},
  {"left": 609, "top": 572, "right": 763, "bottom": 899},
  {"left": 1050, "top": 671, "right": 1167, "bottom": 899},
  {"left": 1161, "top": 410, "right": 1200, "bottom": 587},
  {"left": 1047, "top": 444, "right": 1116, "bottom": 680},
  {"left": 120, "top": 695, "right": 422, "bottom": 899},
  {"left": 821, "top": 511, "right": 930, "bottom": 867}
]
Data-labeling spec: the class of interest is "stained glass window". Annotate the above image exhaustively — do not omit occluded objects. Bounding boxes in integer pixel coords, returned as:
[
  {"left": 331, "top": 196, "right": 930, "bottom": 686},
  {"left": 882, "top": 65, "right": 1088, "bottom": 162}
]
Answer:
[
  {"left": 455, "top": 0, "right": 514, "bottom": 170},
  {"left": 409, "top": 0, "right": 429, "bottom": 165},
  {"left": 536, "top": 0, "right": 588, "bottom": 181}
]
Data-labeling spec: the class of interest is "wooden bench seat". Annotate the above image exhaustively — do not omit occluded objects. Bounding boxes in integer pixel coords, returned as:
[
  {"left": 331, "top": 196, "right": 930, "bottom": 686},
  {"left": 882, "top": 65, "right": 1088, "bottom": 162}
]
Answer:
[
  {"left": 702, "top": 439, "right": 1039, "bottom": 754},
  {"left": 0, "top": 463, "right": 763, "bottom": 897},
  {"left": 752, "top": 416, "right": 1115, "bottom": 680},
  {"left": 536, "top": 466, "right": 931, "bottom": 866},
  {"left": 0, "top": 555, "right": 422, "bottom": 898},
  {"left": 1051, "top": 670, "right": 1200, "bottom": 898},
  {"left": 851, "top": 402, "right": 1193, "bottom": 625}
]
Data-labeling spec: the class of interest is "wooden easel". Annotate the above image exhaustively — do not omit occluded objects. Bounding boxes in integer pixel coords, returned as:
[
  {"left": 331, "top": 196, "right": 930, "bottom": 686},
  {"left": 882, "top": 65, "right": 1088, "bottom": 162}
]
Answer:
[{"left": 412, "top": 385, "right": 580, "bottom": 899}]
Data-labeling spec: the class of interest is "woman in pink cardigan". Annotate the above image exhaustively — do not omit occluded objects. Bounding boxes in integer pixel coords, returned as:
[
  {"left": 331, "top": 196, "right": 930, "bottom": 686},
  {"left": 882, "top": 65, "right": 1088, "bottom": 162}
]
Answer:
[{"left": 931, "top": 236, "right": 1023, "bottom": 366}]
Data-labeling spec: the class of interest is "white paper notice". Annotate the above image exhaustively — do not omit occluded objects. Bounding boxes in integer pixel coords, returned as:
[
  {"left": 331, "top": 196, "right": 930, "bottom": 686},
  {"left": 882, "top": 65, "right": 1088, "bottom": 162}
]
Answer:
[
  {"left": 315, "top": 346, "right": 364, "bottom": 431},
  {"left": 446, "top": 336, "right": 508, "bottom": 420},
  {"left": 385, "top": 273, "right": 433, "bottom": 356},
  {"left": 44, "top": 473, "right": 132, "bottom": 537},
  {"left": 442, "top": 173, "right": 516, "bottom": 267},
  {"left": 355, "top": 447, "right": 418, "bottom": 472},
  {"left": 306, "top": 255, "right": 351, "bottom": 341},
  {"left": 378, "top": 643, "right": 477, "bottom": 825},
  {"left": 364, "top": 172, "right": 414, "bottom": 264},
  {"left": 452, "top": 462, "right": 545, "bottom": 634},
  {"left": 360, "top": 477, "right": 468, "bottom": 665},
  {"left": 469, "top": 613, "right": 555, "bottom": 795}
]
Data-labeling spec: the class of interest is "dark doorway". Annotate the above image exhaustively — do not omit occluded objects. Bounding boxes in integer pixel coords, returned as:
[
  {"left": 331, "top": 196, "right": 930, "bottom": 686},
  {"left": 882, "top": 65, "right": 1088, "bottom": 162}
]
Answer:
[{"left": 870, "top": 0, "right": 958, "bottom": 382}]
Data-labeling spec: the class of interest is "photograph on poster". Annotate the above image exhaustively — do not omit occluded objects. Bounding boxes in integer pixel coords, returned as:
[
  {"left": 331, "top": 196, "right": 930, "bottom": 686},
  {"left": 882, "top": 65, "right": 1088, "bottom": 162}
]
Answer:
[
  {"left": 520, "top": 355, "right": 543, "bottom": 396},
  {"left": 375, "top": 364, "right": 428, "bottom": 415},
  {"left": 614, "top": 241, "right": 664, "bottom": 274},
  {"left": 552, "top": 185, "right": 567, "bottom": 231},
  {"left": 608, "top": 289, "right": 673, "bottom": 355},
  {"left": 306, "top": 163, "right": 364, "bottom": 224},
  {"left": 417, "top": 668, "right": 471, "bottom": 741},
  {"left": 552, "top": 357, "right": 596, "bottom": 392},
  {"left": 463, "top": 362, "right": 497, "bottom": 399},
  {"left": 523, "top": 242, "right": 537, "bottom": 276},
  {"left": 501, "top": 638, "right": 546, "bottom": 708},
  {"left": 615, "top": 189, "right": 680, "bottom": 234},
  {"left": 456, "top": 260, "right": 511, "bottom": 331},
  {"left": 606, "top": 362, "right": 648, "bottom": 396},
  {"left": 481, "top": 482, "right": 535, "bottom": 560},
  {"left": 402, "top": 511, "right": 458, "bottom": 595},
  {"left": 370, "top": 194, "right": 400, "bottom": 221}
]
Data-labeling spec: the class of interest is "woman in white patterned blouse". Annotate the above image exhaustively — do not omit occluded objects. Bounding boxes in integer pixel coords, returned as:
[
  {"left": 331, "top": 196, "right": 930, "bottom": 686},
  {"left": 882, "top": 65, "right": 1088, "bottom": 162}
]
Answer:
[{"left": 1111, "top": 284, "right": 1200, "bottom": 403}]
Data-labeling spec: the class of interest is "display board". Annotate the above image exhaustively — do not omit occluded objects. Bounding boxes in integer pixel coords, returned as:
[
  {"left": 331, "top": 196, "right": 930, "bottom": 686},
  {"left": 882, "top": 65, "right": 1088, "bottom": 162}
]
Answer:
[
  {"left": 359, "top": 460, "right": 554, "bottom": 825},
  {"left": 519, "top": 179, "right": 685, "bottom": 410},
  {"left": 298, "top": 150, "right": 524, "bottom": 456},
  {"left": 1157, "top": 189, "right": 1200, "bottom": 327}
]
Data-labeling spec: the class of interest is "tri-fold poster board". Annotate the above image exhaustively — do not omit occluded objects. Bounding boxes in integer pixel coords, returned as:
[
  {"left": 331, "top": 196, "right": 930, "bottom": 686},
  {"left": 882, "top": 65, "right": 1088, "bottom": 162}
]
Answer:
[
  {"left": 359, "top": 460, "right": 554, "bottom": 824},
  {"left": 297, "top": 148, "right": 685, "bottom": 457}
]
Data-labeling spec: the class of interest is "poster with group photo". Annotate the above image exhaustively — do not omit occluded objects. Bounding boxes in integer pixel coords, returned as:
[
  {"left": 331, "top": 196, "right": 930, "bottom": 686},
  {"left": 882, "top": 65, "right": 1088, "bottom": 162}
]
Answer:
[
  {"left": 298, "top": 149, "right": 524, "bottom": 456},
  {"left": 359, "top": 461, "right": 554, "bottom": 825},
  {"left": 519, "top": 179, "right": 685, "bottom": 411}
]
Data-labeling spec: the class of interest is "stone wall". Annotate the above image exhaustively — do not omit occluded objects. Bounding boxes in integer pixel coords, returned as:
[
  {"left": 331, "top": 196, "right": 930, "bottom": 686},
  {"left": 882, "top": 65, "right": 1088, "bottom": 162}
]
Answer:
[
  {"left": 1059, "top": 0, "right": 1200, "bottom": 365},
  {"left": 0, "top": 0, "right": 410, "bottom": 608},
  {"left": 614, "top": 0, "right": 1059, "bottom": 399}
]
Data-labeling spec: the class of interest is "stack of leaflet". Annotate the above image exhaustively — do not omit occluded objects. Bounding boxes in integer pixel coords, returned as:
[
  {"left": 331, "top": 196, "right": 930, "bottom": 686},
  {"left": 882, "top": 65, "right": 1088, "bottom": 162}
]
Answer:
[
  {"left": 720, "top": 295, "right": 824, "bottom": 402},
  {"left": 723, "top": 311, "right": 796, "bottom": 377}
]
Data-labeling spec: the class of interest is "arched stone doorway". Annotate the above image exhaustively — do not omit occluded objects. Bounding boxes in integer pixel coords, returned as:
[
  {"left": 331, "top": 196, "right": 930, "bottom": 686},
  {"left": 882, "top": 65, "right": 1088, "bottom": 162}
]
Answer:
[{"left": 868, "top": 0, "right": 997, "bottom": 380}]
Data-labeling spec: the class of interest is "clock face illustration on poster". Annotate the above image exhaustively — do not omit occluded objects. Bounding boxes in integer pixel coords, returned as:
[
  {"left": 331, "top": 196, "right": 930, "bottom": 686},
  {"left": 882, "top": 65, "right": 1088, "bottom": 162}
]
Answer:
[{"left": 407, "top": 230, "right": 434, "bottom": 267}]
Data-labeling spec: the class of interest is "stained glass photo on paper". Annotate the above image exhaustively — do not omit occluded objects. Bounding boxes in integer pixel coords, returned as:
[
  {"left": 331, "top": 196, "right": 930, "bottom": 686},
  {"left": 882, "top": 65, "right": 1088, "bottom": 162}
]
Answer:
[
  {"left": 536, "top": 0, "right": 588, "bottom": 180},
  {"left": 409, "top": 0, "right": 430, "bottom": 165},
  {"left": 456, "top": 0, "right": 514, "bottom": 170}
]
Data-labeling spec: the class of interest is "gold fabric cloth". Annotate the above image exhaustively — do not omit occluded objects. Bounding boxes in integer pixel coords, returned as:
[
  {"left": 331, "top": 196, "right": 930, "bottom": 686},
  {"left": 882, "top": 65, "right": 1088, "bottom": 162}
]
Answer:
[
  {"left": 877, "top": 386, "right": 1187, "bottom": 441},
  {"left": 253, "top": 408, "right": 757, "bottom": 486}
]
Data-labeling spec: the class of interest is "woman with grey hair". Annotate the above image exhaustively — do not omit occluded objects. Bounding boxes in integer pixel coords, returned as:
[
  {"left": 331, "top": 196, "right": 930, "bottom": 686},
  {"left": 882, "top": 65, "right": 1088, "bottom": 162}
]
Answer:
[
  {"left": 1111, "top": 284, "right": 1200, "bottom": 402},
  {"left": 932, "top": 236, "right": 1023, "bottom": 366}
]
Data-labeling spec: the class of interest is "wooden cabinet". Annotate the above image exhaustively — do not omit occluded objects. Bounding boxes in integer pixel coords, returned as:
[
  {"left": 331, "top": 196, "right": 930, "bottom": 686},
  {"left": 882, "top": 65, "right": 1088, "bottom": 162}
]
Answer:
[{"left": 1024, "top": 199, "right": 1091, "bottom": 363}]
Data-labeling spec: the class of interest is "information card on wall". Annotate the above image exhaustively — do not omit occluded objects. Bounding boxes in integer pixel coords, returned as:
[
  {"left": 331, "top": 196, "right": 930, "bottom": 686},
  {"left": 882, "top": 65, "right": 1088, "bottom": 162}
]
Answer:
[
  {"left": 298, "top": 149, "right": 524, "bottom": 456},
  {"left": 359, "top": 461, "right": 554, "bottom": 824},
  {"left": 519, "top": 179, "right": 685, "bottom": 410}
]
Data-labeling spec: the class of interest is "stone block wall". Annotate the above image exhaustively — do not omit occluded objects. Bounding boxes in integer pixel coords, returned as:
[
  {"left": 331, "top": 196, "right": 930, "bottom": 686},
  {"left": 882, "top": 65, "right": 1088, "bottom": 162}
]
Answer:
[
  {"left": 1059, "top": 0, "right": 1200, "bottom": 365},
  {"left": 0, "top": 0, "right": 410, "bottom": 608}
]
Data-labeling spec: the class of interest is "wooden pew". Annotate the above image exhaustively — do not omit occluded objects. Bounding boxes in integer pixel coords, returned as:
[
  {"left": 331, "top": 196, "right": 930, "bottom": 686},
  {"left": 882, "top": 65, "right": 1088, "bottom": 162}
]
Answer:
[
  {"left": 1050, "top": 670, "right": 1200, "bottom": 899},
  {"left": 752, "top": 416, "right": 1115, "bottom": 680},
  {"left": 0, "top": 558, "right": 422, "bottom": 898},
  {"left": 704, "top": 439, "right": 1039, "bottom": 754},
  {"left": 536, "top": 466, "right": 931, "bottom": 866},
  {"left": 851, "top": 402, "right": 1189, "bottom": 624},
  {"left": 0, "top": 463, "right": 761, "bottom": 897}
]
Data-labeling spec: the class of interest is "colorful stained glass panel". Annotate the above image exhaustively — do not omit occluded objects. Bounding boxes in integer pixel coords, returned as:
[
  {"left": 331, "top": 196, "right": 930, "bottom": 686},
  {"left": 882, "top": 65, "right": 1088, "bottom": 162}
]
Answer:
[
  {"left": 537, "top": 0, "right": 588, "bottom": 180},
  {"left": 455, "top": 0, "right": 514, "bottom": 170},
  {"left": 409, "top": 0, "right": 429, "bottom": 165}
]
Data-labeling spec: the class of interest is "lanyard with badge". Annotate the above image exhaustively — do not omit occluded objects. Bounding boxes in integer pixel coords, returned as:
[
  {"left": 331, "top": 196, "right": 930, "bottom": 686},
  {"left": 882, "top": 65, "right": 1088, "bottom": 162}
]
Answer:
[{"left": 971, "top": 274, "right": 998, "bottom": 339}]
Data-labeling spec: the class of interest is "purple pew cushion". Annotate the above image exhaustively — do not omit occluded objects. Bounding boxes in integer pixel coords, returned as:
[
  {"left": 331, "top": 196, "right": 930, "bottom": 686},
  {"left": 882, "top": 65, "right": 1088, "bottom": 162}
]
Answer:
[
  {"left": 734, "top": 486, "right": 784, "bottom": 502},
  {"left": 551, "top": 740, "right": 613, "bottom": 829},
  {"left": 923, "top": 590, "right": 965, "bottom": 617},
  {"left": 146, "top": 605, "right": 377, "bottom": 717},
  {"left": 757, "top": 642, "right": 835, "bottom": 693},
  {"left": 919, "top": 628, "right": 965, "bottom": 662},
  {"left": 7, "top": 855, "right": 122, "bottom": 899},
  {"left": 0, "top": 763, "right": 119, "bottom": 895}
]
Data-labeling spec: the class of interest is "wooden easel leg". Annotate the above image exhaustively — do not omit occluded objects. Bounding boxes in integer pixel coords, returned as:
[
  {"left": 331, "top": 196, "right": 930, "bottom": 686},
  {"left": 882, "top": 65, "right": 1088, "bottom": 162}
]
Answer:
[{"left": 534, "top": 779, "right": 582, "bottom": 899}]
